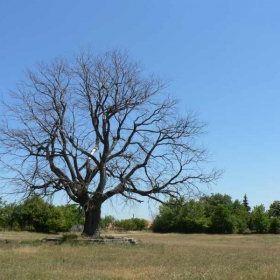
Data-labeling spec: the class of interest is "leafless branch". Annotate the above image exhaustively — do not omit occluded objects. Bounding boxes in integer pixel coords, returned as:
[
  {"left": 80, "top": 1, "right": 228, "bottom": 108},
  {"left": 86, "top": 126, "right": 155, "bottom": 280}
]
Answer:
[{"left": 0, "top": 49, "right": 221, "bottom": 212}]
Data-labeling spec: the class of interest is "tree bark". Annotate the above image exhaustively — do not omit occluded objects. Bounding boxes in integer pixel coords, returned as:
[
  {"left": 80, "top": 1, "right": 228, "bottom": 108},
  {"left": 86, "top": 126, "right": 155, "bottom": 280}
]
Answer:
[{"left": 82, "top": 204, "right": 101, "bottom": 238}]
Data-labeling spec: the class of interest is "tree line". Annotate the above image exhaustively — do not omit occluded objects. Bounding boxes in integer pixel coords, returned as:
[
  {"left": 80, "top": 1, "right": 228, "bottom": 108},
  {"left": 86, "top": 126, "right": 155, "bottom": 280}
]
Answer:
[
  {"left": 0, "top": 196, "right": 148, "bottom": 233},
  {"left": 0, "top": 196, "right": 84, "bottom": 233},
  {"left": 152, "top": 193, "right": 280, "bottom": 234},
  {"left": 2, "top": 193, "right": 279, "bottom": 234}
]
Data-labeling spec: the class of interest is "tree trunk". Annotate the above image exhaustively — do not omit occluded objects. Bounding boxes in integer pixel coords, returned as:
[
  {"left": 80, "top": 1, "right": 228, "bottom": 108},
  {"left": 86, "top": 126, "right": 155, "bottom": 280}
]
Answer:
[{"left": 82, "top": 204, "right": 101, "bottom": 238}]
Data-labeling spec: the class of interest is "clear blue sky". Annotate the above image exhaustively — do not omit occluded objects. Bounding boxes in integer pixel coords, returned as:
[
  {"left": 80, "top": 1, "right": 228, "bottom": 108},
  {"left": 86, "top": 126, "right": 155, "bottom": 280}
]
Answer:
[{"left": 1, "top": 0, "right": 280, "bottom": 219}]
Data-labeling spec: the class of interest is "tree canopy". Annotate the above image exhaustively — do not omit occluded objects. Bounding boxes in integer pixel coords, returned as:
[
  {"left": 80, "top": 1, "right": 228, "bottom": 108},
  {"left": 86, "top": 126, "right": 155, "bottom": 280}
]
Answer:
[{"left": 0, "top": 49, "right": 220, "bottom": 237}]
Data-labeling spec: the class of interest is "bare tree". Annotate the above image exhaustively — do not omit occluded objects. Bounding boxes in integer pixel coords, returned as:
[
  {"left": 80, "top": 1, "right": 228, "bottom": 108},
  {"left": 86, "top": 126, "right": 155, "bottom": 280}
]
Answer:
[{"left": 0, "top": 50, "right": 220, "bottom": 237}]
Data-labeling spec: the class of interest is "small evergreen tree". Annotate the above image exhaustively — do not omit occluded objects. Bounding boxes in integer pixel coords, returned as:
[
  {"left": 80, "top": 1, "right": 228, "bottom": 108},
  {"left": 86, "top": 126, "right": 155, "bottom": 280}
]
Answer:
[{"left": 242, "top": 194, "right": 251, "bottom": 212}]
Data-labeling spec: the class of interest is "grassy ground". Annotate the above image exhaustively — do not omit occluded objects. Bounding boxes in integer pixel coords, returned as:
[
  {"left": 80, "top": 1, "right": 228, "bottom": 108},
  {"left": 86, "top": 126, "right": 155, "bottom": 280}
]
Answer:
[{"left": 1, "top": 231, "right": 280, "bottom": 279}]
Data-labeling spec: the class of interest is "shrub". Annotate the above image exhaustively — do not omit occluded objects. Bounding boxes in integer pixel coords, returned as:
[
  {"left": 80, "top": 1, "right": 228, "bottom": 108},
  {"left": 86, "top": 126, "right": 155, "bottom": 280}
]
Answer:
[
  {"left": 209, "top": 204, "right": 236, "bottom": 234},
  {"left": 100, "top": 215, "right": 116, "bottom": 230},
  {"left": 115, "top": 218, "right": 148, "bottom": 231},
  {"left": 269, "top": 217, "right": 280, "bottom": 234},
  {"left": 62, "top": 233, "right": 78, "bottom": 242},
  {"left": 234, "top": 205, "right": 251, "bottom": 234},
  {"left": 151, "top": 215, "right": 171, "bottom": 233},
  {"left": 251, "top": 205, "right": 270, "bottom": 233}
]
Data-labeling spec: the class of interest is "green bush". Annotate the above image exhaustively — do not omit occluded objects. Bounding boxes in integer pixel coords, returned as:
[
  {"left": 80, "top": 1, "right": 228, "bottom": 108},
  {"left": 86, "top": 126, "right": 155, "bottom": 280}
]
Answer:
[
  {"left": 268, "top": 201, "right": 280, "bottom": 218},
  {"left": 251, "top": 205, "right": 270, "bottom": 233},
  {"left": 151, "top": 215, "right": 171, "bottom": 233},
  {"left": 0, "top": 196, "right": 85, "bottom": 233},
  {"left": 269, "top": 217, "right": 280, "bottom": 234},
  {"left": 115, "top": 218, "right": 148, "bottom": 231},
  {"left": 100, "top": 215, "right": 116, "bottom": 230},
  {"left": 152, "top": 198, "right": 209, "bottom": 233},
  {"left": 209, "top": 204, "right": 236, "bottom": 234},
  {"left": 234, "top": 205, "right": 251, "bottom": 234}
]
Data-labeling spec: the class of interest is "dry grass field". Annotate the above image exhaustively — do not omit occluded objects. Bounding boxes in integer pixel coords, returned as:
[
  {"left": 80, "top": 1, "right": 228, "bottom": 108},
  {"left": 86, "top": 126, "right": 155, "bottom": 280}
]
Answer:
[{"left": 1, "top": 231, "right": 280, "bottom": 279}]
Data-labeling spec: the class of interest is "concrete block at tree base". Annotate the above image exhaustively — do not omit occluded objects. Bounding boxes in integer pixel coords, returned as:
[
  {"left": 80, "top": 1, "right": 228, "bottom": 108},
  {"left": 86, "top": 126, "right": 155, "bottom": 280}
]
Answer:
[
  {"left": 44, "top": 237, "right": 64, "bottom": 242},
  {"left": 44, "top": 236, "right": 139, "bottom": 245},
  {"left": 85, "top": 237, "right": 139, "bottom": 245}
]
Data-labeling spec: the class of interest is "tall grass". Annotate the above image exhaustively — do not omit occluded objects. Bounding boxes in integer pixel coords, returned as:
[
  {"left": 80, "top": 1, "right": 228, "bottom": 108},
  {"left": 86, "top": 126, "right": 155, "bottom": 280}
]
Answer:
[{"left": 1, "top": 231, "right": 280, "bottom": 279}]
